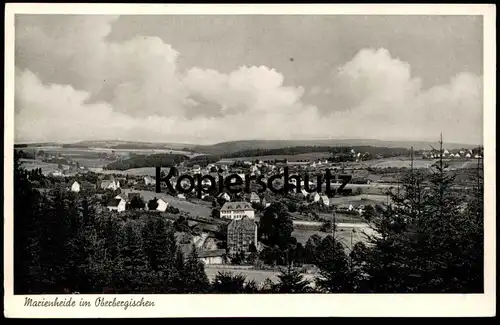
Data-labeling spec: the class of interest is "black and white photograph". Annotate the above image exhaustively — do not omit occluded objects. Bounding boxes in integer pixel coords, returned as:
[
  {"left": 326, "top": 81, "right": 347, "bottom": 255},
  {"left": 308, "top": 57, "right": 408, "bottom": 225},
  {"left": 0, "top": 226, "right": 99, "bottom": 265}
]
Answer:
[{"left": 4, "top": 3, "right": 496, "bottom": 318}]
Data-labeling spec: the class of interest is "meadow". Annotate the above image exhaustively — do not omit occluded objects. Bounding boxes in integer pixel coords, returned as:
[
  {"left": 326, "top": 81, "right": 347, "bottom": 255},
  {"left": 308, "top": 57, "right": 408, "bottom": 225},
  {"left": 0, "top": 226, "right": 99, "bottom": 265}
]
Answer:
[
  {"left": 19, "top": 159, "right": 61, "bottom": 174},
  {"left": 223, "top": 152, "right": 332, "bottom": 162},
  {"left": 291, "top": 225, "right": 372, "bottom": 252},
  {"left": 119, "top": 189, "right": 212, "bottom": 217}
]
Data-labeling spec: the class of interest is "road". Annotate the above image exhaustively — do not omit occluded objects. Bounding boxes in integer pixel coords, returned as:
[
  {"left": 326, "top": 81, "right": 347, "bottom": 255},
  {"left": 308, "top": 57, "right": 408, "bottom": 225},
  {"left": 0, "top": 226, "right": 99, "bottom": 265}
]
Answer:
[{"left": 292, "top": 220, "right": 369, "bottom": 228}]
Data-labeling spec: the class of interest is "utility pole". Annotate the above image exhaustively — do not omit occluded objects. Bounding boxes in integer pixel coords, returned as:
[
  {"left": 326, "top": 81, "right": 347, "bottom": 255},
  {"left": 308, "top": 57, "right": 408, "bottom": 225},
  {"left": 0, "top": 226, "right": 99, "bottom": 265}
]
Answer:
[
  {"left": 331, "top": 211, "right": 336, "bottom": 267},
  {"left": 476, "top": 145, "right": 482, "bottom": 222},
  {"left": 439, "top": 133, "right": 444, "bottom": 171}
]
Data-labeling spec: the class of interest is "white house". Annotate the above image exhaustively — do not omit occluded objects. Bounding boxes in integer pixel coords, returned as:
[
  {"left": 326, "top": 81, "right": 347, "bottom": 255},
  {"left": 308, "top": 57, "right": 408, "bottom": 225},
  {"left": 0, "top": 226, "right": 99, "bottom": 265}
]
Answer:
[
  {"left": 220, "top": 202, "right": 255, "bottom": 220},
  {"left": 114, "top": 193, "right": 127, "bottom": 201},
  {"left": 337, "top": 204, "right": 354, "bottom": 212},
  {"left": 156, "top": 197, "right": 169, "bottom": 212},
  {"left": 198, "top": 249, "right": 226, "bottom": 265},
  {"left": 192, "top": 165, "right": 201, "bottom": 174},
  {"left": 144, "top": 176, "right": 155, "bottom": 185},
  {"left": 107, "top": 198, "right": 126, "bottom": 212},
  {"left": 320, "top": 195, "right": 330, "bottom": 206},
  {"left": 250, "top": 165, "right": 259, "bottom": 175},
  {"left": 218, "top": 192, "right": 231, "bottom": 202},
  {"left": 310, "top": 192, "right": 320, "bottom": 203},
  {"left": 100, "top": 180, "right": 120, "bottom": 191},
  {"left": 70, "top": 181, "right": 81, "bottom": 193},
  {"left": 249, "top": 192, "right": 260, "bottom": 204}
]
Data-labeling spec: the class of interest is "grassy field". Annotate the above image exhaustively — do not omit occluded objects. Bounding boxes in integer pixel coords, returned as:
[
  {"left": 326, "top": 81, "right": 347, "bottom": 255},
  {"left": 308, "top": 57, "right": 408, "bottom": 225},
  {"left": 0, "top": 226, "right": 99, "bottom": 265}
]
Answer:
[
  {"left": 119, "top": 189, "right": 212, "bottom": 217},
  {"left": 19, "top": 159, "right": 61, "bottom": 174},
  {"left": 292, "top": 226, "right": 371, "bottom": 251},
  {"left": 328, "top": 194, "right": 390, "bottom": 206},
  {"left": 225, "top": 152, "right": 332, "bottom": 162},
  {"left": 204, "top": 267, "right": 280, "bottom": 284},
  {"left": 17, "top": 146, "right": 200, "bottom": 170},
  {"left": 101, "top": 167, "right": 158, "bottom": 176},
  {"left": 369, "top": 158, "right": 435, "bottom": 169},
  {"left": 204, "top": 266, "right": 317, "bottom": 285}
]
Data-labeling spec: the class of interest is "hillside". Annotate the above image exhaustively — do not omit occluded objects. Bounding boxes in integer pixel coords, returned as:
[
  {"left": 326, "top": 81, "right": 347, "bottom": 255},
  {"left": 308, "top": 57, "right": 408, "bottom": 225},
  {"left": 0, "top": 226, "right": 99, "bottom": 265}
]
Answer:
[
  {"left": 104, "top": 153, "right": 189, "bottom": 170},
  {"left": 60, "top": 140, "right": 197, "bottom": 150},
  {"left": 190, "top": 139, "right": 480, "bottom": 155}
]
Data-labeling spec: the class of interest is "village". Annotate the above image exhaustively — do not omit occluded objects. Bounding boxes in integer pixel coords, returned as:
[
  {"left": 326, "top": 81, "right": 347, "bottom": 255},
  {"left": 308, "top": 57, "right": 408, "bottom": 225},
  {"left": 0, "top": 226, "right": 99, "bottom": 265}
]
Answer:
[{"left": 18, "top": 144, "right": 483, "bottom": 286}]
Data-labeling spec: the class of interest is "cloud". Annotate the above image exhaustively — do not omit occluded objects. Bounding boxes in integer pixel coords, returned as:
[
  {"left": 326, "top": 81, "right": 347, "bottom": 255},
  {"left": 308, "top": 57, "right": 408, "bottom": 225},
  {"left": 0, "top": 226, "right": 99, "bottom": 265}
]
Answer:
[
  {"left": 14, "top": 16, "right": 483, "bottom": 145},
  {"left": 322, "top": 48, "right": 483, "bottom": 144}
]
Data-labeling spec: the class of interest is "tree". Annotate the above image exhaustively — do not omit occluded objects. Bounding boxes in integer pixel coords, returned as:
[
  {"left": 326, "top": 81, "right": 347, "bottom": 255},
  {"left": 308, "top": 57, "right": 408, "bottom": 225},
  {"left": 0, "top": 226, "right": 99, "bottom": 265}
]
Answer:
[
  {"left": 129, "top": 196, "right": 146, "bottom": 210},
  {"left": 182, "top": 245, "right": 210, "bottom": 293},
  {"left": 211, "top": 208, "right": 221, "bottom": 218},
  {"left": 314, "top": 235, "right": 352, "bottom": 293},
  {"left": 243, "top": 280, "right": 260, "bottom": 293},
  {"left": 275, "top": 264, "right": 311, "bottom": 293},
  {"left": 171, "top": 248, "right": 187, "bottom": 293},
  {"left": 118, "top": 221, "right": 148, "bottom": 293},
  {"left": 362, "top": 140, "right": 484, "bottom": 293},
  {"left": 141, "top": 214, "right": 178, "bottom": 292},
  {"left": 231, "top": 251, "right": 246, "bottom": 265},
  {"left": 320, "top": 219, "right": 336, "bottom": 233},
  {"left": 349, "top": 241, "right": 369, "bottom": 292},
  {"left": 166, "top": 206, "right": 180, "bottom": 214},
  {"left": 173, "top": 215, "right": 190, "bottom": 233},
  {"left": 13, "top": 151, "right": 45, "bottom": 293},
  {"left": 211, "top": 271, "right": 247, "bottom": 293},
  {"left": 304, "top": 234, "right": 323, "bottom": 265},
  {"left": 258, "top": 202, "right": 294, "bottom": 248},
  {"left": 147, "top": 198, "right": 159, "bottom": 211},
  {"left": 363, "top": 205, "right": 376, "bottom": 222}
]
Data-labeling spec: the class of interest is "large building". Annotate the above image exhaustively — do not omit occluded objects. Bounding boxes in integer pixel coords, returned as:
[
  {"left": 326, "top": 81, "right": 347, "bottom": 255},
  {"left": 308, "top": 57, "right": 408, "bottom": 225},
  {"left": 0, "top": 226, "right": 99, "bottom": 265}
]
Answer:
[
  {"left": 220, "top": 201, "right": 255, "bottom": 220},
  {"left": 227, "top": 217, "right": 258, "bottom": 257}
]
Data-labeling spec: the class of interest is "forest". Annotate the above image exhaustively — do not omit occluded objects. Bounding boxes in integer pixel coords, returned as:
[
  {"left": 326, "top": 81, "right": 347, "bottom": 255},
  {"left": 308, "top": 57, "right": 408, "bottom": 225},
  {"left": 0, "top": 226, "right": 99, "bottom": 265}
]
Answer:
[
  {"left": 220, "top": 146, "right": 410, "bottom": 159},
  {"left": 13, "top": 148, "right": 484, "bottom": 294},
  {"left": 104, "top": 153, "right": 189, "bottom": 171}
]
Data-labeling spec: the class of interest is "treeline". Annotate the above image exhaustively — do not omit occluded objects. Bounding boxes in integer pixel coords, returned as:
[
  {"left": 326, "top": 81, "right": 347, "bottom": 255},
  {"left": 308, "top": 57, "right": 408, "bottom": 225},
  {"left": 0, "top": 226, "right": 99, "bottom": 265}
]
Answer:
[
  {"left": 14, "top": 149, "right": 36, "bottom": 160},
  {"left": 184, "top": 155, "right": 221, "bottom": 167},
  {"left": 110, "top": 144, "right": 175, "bottom": 150},
  {"left": 62, "top": 144, "right": 90, "bottom": 148},
  {"left": 104, "top": 154, "right": 189, "bottom": 170},
  {"left": 220, "top": 146, "right": 410, "bottom": 159}
]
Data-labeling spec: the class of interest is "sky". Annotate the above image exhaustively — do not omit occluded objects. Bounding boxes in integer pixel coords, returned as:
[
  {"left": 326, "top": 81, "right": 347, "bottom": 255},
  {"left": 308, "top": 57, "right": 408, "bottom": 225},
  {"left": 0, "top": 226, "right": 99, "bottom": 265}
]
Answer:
[{"left": 14, "top": 14, "right": 484, "bottom": 145}]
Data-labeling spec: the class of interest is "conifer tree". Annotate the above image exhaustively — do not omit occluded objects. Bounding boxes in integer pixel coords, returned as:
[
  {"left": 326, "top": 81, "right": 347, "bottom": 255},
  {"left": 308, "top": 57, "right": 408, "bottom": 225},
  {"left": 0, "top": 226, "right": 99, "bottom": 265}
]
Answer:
[
  {"left": 182, "top": 244, "right": 210, "bottom": 293},
  {"left": 141, "top": 215, "right": 178, "bottom": 292},
  {"left": 211, "top": 271, "right": 247, "bottom": 293},
  {"left": 119, "top": 221, "right": 148, "bottom": 293},
  {"left": 363, "top": 137, "right": 484, "bottom": 293},
  {"left": 13, "top": 152, "right": 44, "bottom": 293},
  {"left": 314, "top": 235, "right": 352, "bottom": 293},
  {"left": 275, "top": 264, "right": 311, "bottom": 293}
]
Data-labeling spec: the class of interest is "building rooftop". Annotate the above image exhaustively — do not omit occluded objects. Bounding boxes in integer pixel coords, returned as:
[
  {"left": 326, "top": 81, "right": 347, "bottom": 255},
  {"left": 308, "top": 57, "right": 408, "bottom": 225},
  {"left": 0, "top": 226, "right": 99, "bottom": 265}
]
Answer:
[
  {"left": 221, "top": 201, "right": 254, "bottom": 212},
  {"left": 107, "top": 198, "right": 123, "bottom": 207},
  {"left": 227, "top": 217, "right": 257, "bottom": 232},
  {"left": 198, "top": 249, "right": 226, "bottom": 258}
]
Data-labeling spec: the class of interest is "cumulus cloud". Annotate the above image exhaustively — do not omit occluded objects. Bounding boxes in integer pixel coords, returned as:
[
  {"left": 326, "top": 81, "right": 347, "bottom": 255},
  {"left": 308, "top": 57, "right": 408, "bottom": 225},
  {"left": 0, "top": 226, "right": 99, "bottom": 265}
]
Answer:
[
  {"left": 14, "top": 16, "right": 483, "bottom": 145},
  {"left": 323, "top": 48, "right": 483, "bottom": 144}
]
